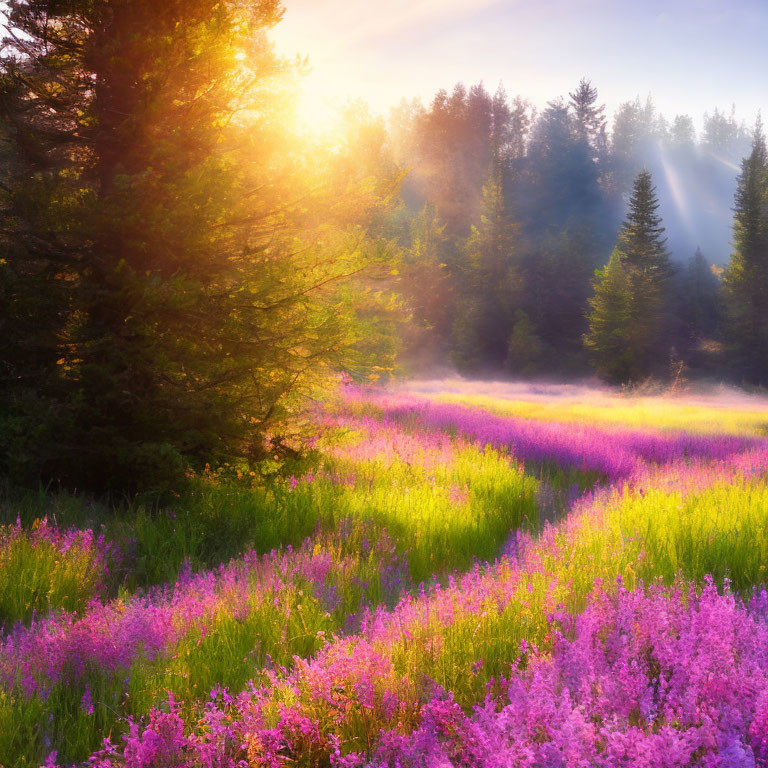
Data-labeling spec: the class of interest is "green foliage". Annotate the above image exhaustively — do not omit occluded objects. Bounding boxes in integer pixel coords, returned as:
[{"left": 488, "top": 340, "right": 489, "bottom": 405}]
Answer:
[
  {"left": 408, "top": 81, "right": 613, "bottom": 378},
  {"left": 397, "top": 205, "right": 455, "bottom": 366},
  {"left": 584, "top": 249, "right": 638, "bottom": 382},
  {"left": 617, "top": 168, "right": 672, "bottom": 277},
  {"left": 452, "top": 171, "right": 522, "bottom": 371},
  {"left": 0, "top": 0, "right": 398, "bottom": 493},
  {"left": 505, "top": 310, "right": 543, "bottom": 375},
  {"left": 723, "top": 120, "right": 768, "bottom": 385},
  {"left": 520, "top": 229, "right": 603, "bottom": 371},
  {"left": 585, "top": 169, "right": 672, "bottom": 383}
]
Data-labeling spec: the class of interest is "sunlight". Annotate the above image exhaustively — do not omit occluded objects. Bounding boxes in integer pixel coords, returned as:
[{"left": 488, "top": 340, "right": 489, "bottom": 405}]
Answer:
[
  {"left": 291, "top": 73, "right": 343, "bottom": 140},
  {"left": 707, "top": 151, "right": 742, "bottom": 173},
  {"left": 659, "top": 144, "right": 695, "bottom": 237}
]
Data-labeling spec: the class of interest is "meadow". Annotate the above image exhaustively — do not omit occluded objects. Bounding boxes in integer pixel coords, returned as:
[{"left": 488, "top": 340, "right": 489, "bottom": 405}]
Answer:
[{"left": 2, "top": 381, "right": 768, "bottom": 767}]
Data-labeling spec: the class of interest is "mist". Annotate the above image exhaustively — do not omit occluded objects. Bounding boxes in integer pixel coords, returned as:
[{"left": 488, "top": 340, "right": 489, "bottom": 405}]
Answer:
[
  {"left": 630, "top": 133, "right": 749, "bottom": 266},
  {"left": 399, "top": 377, "right": 768, "bottom": 413},
  {"left": 389, "top": 82, "right": 762, "bottom": 381}
]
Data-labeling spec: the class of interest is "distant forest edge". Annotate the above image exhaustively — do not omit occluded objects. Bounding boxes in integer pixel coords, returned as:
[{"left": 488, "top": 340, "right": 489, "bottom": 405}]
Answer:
[
  {"left": 0, "top": 0, "right": 766, "bottom": 494},
  {"left": 389, "top": 80, "right": 765, "bottom": 384}
]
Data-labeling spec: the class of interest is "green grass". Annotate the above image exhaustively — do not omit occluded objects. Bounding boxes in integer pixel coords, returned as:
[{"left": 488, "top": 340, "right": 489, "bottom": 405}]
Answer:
[
  {"left": 377, "top": 476, "right": 768, "bottom": 711},
  {"left": 435, "top": 391, "right": 768, "bottom": 436},
  {"left": 571, "top": 479, "right": 768, "bottom": 592},
  {"left": 0, "top": 527, "right": 109, "bottom": 628}
]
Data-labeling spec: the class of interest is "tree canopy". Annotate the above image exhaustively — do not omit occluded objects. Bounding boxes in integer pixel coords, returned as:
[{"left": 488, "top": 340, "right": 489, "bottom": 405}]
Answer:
[{"left": 0, "top": 0, "right": 399, "bottom": 492}]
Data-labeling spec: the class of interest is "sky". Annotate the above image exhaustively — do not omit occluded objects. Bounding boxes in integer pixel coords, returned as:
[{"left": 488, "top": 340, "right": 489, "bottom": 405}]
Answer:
[{"left": 272, "top": 0, "right": 768, "bottom": 130}]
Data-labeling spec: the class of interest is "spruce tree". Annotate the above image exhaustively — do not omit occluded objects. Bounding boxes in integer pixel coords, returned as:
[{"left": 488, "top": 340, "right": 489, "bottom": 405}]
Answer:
[
  {"left": 617, "top": 169, "right": 672, "bottom": 277},
  {"left": 620, "top": 169, "right": 673, "bottom": 372},
  {"left": 0, "top": 0, "right": 397, "bottom": 492},
  {"left": 583, "top": 249, "right": 640, "bottom": 383},
  {"left": 568, "top": 78, "right": 607, "bottom": 151},
  {"left": 723, "top": 120, "right": 768, "bottom": 385},
  {"left": 585, "top": 169, "right": 672, "bottom": 383}
]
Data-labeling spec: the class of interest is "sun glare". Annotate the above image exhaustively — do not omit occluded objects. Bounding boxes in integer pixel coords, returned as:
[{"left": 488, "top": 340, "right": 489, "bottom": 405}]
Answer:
[{"left": 291, "top": 73, "right": 344, "bottom": 141}]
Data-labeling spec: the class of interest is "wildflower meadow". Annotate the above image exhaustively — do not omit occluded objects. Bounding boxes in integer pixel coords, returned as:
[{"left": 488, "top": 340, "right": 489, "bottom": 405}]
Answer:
[{"left": 1, "top": 381, "right": 767, "bottom": 767}]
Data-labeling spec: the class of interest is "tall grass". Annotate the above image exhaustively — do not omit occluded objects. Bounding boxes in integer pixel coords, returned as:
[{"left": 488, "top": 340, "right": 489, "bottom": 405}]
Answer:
[
  {"left": 0, "top": 520, "right": 115, "bottom": 627},
  {"left": 3, "top": 385, "right": 768, "bottom": 766},
  {"left": 434, "top": 391, "right": 768, "bottom": 436}
]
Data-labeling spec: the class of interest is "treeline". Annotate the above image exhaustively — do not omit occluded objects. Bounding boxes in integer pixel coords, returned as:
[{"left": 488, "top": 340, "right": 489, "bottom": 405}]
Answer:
[
  {"left": 384, "top": 80, "right": 764, "bottom": 386},
  {"left": 584, "top": 140, "right": 766, "bottom": 385},
  {"left": 0, "top": 0, "right": 399, "bottom": 493}
]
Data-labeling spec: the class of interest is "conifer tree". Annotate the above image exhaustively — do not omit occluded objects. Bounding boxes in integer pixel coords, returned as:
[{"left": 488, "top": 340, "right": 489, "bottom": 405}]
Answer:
[
  {"left": 0, "top": 0, "right": 397, "bottom": 491},
  {"left": 620, "top": 169, "right": 673, "bottom": 370},
  {"left": 568, "top": 78, "right": 607, "bottom": 152},
  {"left": 583, "top": 249, "right": 639, "bottom": 383},
  {"left": 723, "top": 120, "right": 768, "bottom": 385},
  {"left": 617, "top": 169, "right": 672, "bottom": 276},
  {"left": 585, "top": 169, "right": 672, "bottom": 383},
  {"left": 452, "top": 169, "right": 521, "bottom": 371}
]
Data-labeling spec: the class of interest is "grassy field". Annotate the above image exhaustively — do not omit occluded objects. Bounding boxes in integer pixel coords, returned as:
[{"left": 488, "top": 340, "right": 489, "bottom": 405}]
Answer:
[{"left": 2, "top": 381, "right": 768, "bottom": 766}]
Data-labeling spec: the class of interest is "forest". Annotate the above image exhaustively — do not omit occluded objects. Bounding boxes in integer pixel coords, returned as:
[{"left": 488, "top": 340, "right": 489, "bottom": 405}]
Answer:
[
  {"left": 1, "top": 1, "right": 768, "bottom": 766},
  {"left": 2, "top": 1, "right": 767, "bottom": 494},
  {"left": 388, "top": 81, "right": 758, "bottom": 382}
]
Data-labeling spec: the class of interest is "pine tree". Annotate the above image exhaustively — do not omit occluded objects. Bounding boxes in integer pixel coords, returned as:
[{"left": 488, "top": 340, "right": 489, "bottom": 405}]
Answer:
[
  {"left": 0, "top": 1, "right": 95, "bottom": 480},
  {"left": 723, "top": 119, "right": 768, "bottom": 385},
  {"left": 568, "top": 78, "right": 607, "bottom": 151},
  {"left": 452, "top": 169, "right": 521, "bottom": 371},
  {"left": 617, "top": 169, "right": 672, "bottom": 276},
  {"left": 584, "top": 169, "right": 672, "bottom": 382},
  {"left": 583, "top": 249, "right": 641, "bottom": 383},
  {"left": 0, "top": 0, "right": 397, "bottom": 492}
]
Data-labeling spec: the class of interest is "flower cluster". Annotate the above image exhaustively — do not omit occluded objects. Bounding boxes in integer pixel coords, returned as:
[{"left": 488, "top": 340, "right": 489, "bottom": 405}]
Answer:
[
  {"left": 83, "top": 581, "right": 768, "bottom": 768},
  {"left": 1, "top": 525, "right": 408, "bottom": 700},
  {"left": 344, "top": 387, "right": 764, "bottom": 483}
]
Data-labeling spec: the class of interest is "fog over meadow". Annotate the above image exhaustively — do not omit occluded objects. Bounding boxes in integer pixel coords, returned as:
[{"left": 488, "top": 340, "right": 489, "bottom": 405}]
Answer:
[{"left": 399, "top": 377, "right": 768, "bottom": 412}]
